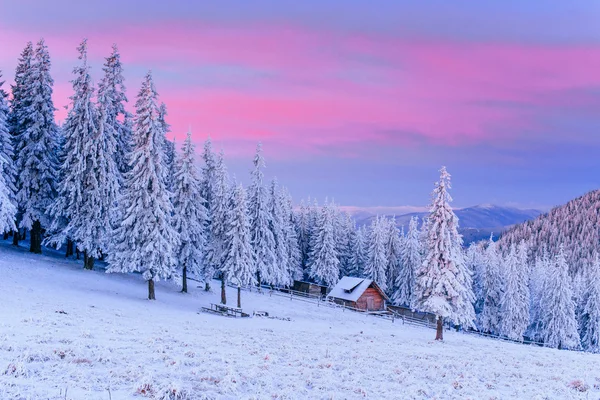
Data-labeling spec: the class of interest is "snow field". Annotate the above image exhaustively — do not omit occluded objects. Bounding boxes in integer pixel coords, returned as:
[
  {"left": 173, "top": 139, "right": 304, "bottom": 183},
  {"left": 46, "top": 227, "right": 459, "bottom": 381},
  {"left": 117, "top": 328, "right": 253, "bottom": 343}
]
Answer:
[{"left": 1, "top": 242, "right": 599, "bottom": 399}]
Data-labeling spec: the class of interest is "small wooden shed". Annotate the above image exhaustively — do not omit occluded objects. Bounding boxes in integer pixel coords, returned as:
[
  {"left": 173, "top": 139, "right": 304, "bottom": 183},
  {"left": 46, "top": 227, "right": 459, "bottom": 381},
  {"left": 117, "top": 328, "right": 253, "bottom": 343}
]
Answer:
[
  {"left": 327, "top": 277, "right": 389, "bottom": 311},
  {"left": 292, "top": 280, "right": 328, "bottom": 297}
]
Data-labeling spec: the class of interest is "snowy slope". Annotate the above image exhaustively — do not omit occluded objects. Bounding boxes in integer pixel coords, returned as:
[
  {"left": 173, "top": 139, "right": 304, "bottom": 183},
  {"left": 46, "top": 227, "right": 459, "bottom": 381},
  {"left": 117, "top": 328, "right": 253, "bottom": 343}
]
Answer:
[{"left": 1, "top": 241, "right": 599, "bottom": 400}]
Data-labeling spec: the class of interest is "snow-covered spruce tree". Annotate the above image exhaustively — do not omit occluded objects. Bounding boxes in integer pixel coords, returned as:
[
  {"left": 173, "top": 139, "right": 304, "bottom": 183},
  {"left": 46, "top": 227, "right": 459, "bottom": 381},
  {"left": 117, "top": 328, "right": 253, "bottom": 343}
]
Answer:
[
  {"left": 247, "top": 143, "right": 276, "bottom": 287},
  {"left": 14, "top": 39, "right": 59, "bottom": 254},
  {"left": 97, "top": 44, "right": 131, "bottom": 180},
  {"left": 281, "top": 188, "right": 303, "bottom": 282},
  {"left": 268, "top": 178, "right": 291, "bottom": 287},
  {"left": 308, "top": 200, "right": 340, "bottom": 286},
  {"left": 199, "top": 137, "right": 216, "bottom": 290},
  {"left": 384, "top": 218, "right": 403, "bottom": 295},
  {"left": 479, "top": 235, "right": 503, "bottom": 335},
  {"left": 107, "top": 72, "right": 177, "bottom": 300},
  {"left": 334, "top": 211, "right": 354, "bottom": 277},
  {"left": 349, "top": 225, "right": 367, "bottom": 278},
  {"left": 221, "top": 183, "right": 256, "bottom": 307},
  {"left": 364, "top": 216, "right": 389, "bottom": 292},
  {"left": 204, "top": 150, "right": 230, "bottom": 303},
  {"left": 499, "top": 243, "right": 530, "bottom": 341},
  {"left": 393, "top": 216, "right": 420, "bottom": 307},
  {"left": 0, "top": 72, "right": 16, "bottom": 233},
  {"left": 539, "top": 245, "right": 580, "bottom": 349},
  {"left": 8, "top": 42, "right": 35, "bottom": 245},
  {"left": 296, "top": 200, "right": 311, "bottom": 274},
  {"left": 581, "top": 254, "right": 600, "bottom": 352},
  {"left": 172, "top": 131, "right": 208, "bottom": 293},
  {"left": 158, "top": 102, "right": 175, "bottom": 188},
  {"left": 413, "top": 167, "right": 475, "bottom": 340},
  {"left": 46, "top": 39, "right": 92, "bottom": 262},
  {"left": 466, "top": 242, "right": 486, "bottom": 317}
]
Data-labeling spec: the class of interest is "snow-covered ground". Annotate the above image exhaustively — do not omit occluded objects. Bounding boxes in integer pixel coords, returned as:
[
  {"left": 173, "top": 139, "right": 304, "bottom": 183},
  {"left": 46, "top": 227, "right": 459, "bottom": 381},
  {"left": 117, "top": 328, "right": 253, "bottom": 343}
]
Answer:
[{"left": 1, "top": 242, "right": 599, "bottom": 400}]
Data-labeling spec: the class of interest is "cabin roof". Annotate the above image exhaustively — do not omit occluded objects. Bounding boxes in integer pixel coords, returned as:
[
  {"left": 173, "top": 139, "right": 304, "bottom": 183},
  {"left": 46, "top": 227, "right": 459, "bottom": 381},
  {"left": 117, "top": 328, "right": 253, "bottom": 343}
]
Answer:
[{"left": 327, "top": 276, "right": 390, "bottom": 302}]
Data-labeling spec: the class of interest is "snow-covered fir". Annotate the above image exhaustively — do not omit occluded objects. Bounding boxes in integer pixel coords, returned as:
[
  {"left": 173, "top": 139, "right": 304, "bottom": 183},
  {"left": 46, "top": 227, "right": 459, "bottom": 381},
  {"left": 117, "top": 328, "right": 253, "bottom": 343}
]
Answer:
[
  {"left": 107, "top": 72, "right": 177, "bottom": 300},
  {"left": 172, "top": 131, "right": 208, "bottom": 293},
  {"left": 308, "top": 200, "right": 340, "bottom": 287},
  {"left": 363, "top": 216, "right": 389, "bottom": 292},
  {"left": 414, "top": 167, "right": 475, "bottom": 339},
  {"left": 393, "top": 216, "right": 420, "bottom": 307}
]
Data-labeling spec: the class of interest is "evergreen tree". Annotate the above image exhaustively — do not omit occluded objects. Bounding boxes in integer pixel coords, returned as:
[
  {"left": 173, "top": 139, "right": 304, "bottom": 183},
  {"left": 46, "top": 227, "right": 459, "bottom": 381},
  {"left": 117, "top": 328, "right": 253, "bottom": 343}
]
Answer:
[
  {"left": 466, "top": 242, "right": 486, "bottom": 317},
  {"left": 384, "top": 217, "right": 403, "bottom": 295},
  {"left": 0, "top": 71, "right": 16, "bottom": 218},
  {"left": 539, "top": 245, "right": 580, "bottom": 349},
  {"left": 14, "top": 39, "right": 59, "bottom": 253},
  {"left": 199, "top": 137, "right": 216, "bottom": 290},
  {"left": 247, "top": 143, "right": 276, "bottom": 286},
  {"left": 107, "top": 72, "right": 177, "bottom": 300},
  {"left": 414, "top": 167, "right": 475, "bottom": 340},
  {"left": 281, "top": 188, "right": 303, "bottom": 282},
  {"left": 46, "top": 39, "right": 111, "bottom": 270},
  {"left": 308, "top": 200, "right": 340, "bottom": 286},
  {"left": 97, "top": 44, "right": 131, "bottom": 180},
  {"left": 0, "top": 71, "right": 15, "bottom": 233},
  {"left": 393, "top": 216, "right": 420, "bottom": 307},
  {"left": 268, "top": 178, "right": 291, "bottom": 286},
  {"left": 296, "top": 199, "right": 311, "bottom": 274},
  {"left": 581, "top": 254, "right": 600, "bottom": 352},
  {"left": 204, "top": 150, "right": 230, "bottom": 303},
  {"left": 349, "top": 224, "right": 367, "bottom": 278},
  {"left": 364, "top": 216, "right": 388, "bottom": 292},
  {"left": 480, "top": 235, "right": 503, "bottom": 335},
  {"left": 172, "top": 131, "right": 208, "bottom": 293},
  {"left": 221, "top": 183, "right": 256, "bottom": 307},
  {"left": 528, "top": 248, "right": 549, "bottom": 340},
  {"left": 499, "top": 243, "right": 530, "bottom": 341}
]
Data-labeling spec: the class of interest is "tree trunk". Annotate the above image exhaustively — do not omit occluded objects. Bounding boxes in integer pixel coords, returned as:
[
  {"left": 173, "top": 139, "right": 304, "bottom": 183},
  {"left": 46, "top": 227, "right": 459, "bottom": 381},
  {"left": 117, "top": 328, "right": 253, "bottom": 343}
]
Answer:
[
  {"left": 435, "top": 317, "right": 444, "bottom": 341},
  {"left": 148, "top": 279, "right": 156, "bottom": 300},
  {"left": 220, "top": 276, "right": 226, "bottom": 305},
  {"left": 237, "top": 286, "right": 241, "bottom": 308},
  {"left": 84, "top": 255, "right": 94, "bottom": 270},
  {"left": 181, "top": 266, "right": 188, "bottom": 293},
  {"left": 256, "top": 271, "right": 262, "bottom": 291},
  {"left": 21, "top": 229, "right": 26, "bottom": 240},
  {"left": 3, "top": 231, "right": 8, "bottom": 240},
  {"left": 66, "top": 239, "right": 74, "bottom": 258},
  {"left": 29, "top": 220, "right": 42, "bottom": 254},
  {"left": 76, "top": 248, "right": 80, "bottom": 260},
  {"left": 205, "top": 281, "right": 211, "bottom": 292},
  {"left": 12, "top": 229, "right": 19, "bottom": 246},
  {"left": 83, "top": 250, "right": 88, "bottom": 268}
]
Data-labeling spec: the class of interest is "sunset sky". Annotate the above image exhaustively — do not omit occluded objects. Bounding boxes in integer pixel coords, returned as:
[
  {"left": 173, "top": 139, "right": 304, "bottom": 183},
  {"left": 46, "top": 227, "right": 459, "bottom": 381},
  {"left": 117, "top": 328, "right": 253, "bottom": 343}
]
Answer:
[{"left": 2, "top": 1, "right": 600, "bottom": 209}]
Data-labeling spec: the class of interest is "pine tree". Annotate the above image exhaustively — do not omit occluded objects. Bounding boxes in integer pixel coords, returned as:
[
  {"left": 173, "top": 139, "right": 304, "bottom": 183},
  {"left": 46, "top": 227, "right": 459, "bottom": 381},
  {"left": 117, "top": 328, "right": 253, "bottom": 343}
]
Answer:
[
  {"left": 364, "top": 216, "right": 388, "bottom": 292},
  {"left": 539, "top": 245, "right": 580, "bottom": 349},
  {"left": 349, "top": 225, "right": 367, "bottom": 278},
  {"left": 479, "top": 235, "right": 503, "bottom": 335},
  {"left": 14, "top": 39, "right": 59, "bottom": 253},
  {"left": 97, "top": 44, "right": 131, "bottom": 180},
  {"left": 414, "top": 167, "right": 475, "bottom": 340},
  {"left": 107, "top": 72, "right": 177, "bottom": 300},
  {"left": 247, "top": 143, "right": 276, "bottom": 287},
  {"left": 268, "top": 178, "right": 291, "bottom": 287},
  {"left": 393, "top": 216, "right": 420, "bottom": 307},
  {"left": 204, "top": 150, "right": 230, "bottom": 303},
  {"left": 581, "top": 254, "right": 600, "bottom": 352},
  {"left": 466, "top": 242, "right": 486, "bottom": 317},
  {"left": 46, "top": 39, "right": 101, "bottom": 268},
  {"left": 384, "top": 218, "right": 403, "bottom": 295},
  {"left": 281, "top": 188, "right": 303, "bottom": 282},
  {"left": 296, "top": 199, "right": 311, "bottom": 274},
  {"left": 308, "top": 200, "right": 340, "bottom": 286},
  {"left": 172, "top": 131, "right": 208, "bottom": 293},
  {"left": 0, "top": 71, "right": 15, "bottom": 233},
  {"left": 499, "top": 243, "right": 530, "bottom": 341},
  {"left": 221, "top": 183, "right": 256, "bottom": 307},
  {"left": 199, "top": 137, "right": 216, "bottom": 290}
]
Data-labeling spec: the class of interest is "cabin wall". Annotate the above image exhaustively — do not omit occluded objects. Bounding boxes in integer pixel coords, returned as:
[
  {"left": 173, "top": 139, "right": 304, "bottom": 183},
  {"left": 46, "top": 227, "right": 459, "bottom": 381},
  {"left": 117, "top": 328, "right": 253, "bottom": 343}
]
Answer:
[{"left": 356, "top": 288, "right": 385, "bottom": 311}]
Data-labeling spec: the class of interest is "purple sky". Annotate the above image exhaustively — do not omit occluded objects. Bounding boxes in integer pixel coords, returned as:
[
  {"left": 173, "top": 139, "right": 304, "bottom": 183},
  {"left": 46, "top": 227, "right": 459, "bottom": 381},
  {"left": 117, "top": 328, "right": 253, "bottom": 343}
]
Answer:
[{"left": 2, "top": 1, "right": 600, "bottom": 210}]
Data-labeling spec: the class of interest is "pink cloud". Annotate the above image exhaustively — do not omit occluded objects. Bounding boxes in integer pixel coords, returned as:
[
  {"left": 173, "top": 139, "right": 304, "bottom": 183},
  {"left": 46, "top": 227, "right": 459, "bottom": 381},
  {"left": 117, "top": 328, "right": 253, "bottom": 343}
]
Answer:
[{"left": 2, "top": 22, "right": 600, "bottom": 159}]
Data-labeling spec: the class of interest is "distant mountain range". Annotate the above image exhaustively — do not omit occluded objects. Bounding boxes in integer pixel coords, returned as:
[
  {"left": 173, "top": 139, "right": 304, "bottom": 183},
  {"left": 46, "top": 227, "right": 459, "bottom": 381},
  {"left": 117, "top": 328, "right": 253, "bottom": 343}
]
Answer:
[{"left": 350, "top": 204, "right": 542, "bottom": 245}]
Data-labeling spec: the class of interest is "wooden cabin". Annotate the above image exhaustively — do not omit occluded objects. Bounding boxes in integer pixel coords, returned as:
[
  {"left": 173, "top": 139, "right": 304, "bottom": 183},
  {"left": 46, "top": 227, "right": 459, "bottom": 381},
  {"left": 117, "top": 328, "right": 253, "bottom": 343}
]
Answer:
[
  {"left": 292, "top": 280, "right": 328, "bottom": 297},
  {"left": 327, "top": 277, "right": 389, "bottom": 311}
]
